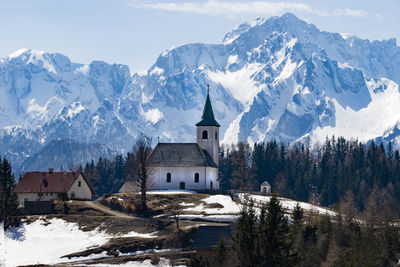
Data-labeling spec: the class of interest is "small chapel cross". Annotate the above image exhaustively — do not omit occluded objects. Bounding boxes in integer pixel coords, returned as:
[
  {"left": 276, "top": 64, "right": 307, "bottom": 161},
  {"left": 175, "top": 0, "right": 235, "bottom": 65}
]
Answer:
[{"left": 207, "top": 84, "right": 210, "bottom": 94}]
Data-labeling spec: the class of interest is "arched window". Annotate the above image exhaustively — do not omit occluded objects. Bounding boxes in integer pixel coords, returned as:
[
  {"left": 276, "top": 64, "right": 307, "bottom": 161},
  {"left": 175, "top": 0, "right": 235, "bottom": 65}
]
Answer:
[
  {"left": 78, "top": 181, "right": 81, "bottom": 187},
  {"left": 166, "top": 173, "right": 171, "bottom": 183},
  {"left": 202, "top": 130, "right": 208, "bottom": 139},
  {"left": 194, "top": 173, "right": 199, "bottom": 183},
  {"left": 215, "top": 131, "right": 218, "bottom": 140}
]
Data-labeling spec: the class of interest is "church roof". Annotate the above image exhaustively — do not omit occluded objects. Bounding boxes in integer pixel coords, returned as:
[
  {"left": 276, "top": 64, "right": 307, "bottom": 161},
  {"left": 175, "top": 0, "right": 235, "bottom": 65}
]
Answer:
[
  {"left": 196, "top": 91, "right": 220, "bottom": 127},
  {"left": 148, "top": 143, "right": 217, "bottom": 168}
]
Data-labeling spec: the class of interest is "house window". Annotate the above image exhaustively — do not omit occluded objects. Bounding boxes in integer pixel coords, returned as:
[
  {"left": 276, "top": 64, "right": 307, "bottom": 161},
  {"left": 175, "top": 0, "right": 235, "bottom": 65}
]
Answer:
[
  {"left": 78, "top": 181, "right": 81, "bottom": 187},
  {"left": 71, "top": 193, "right": 75, "bottom": 198},
  {"left": 215, "top": 131, "right": 218, "bottom": 139},
  {"left": 202, "top": 130, "right": 208, "bottom": 139},
  {"left": 166, "top": 173, "right": 171, "bottom": 183},
  {"left": 194, "top": 173, "right": 199, "bottom": 183}
]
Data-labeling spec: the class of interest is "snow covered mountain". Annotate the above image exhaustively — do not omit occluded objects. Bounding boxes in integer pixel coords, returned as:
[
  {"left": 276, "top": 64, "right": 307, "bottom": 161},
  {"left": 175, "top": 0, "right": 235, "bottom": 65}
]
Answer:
[{"left": 1, "top": 13, "right": 400, "bottom": 173}]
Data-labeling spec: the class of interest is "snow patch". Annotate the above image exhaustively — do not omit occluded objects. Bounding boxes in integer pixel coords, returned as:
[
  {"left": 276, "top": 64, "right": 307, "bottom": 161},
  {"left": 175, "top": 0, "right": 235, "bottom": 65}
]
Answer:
[
  {"left": 5, "top": 218, "right": 111, "bottom": 266},
  {"left": 147, "top": 189, "right": 196, "bottom": 194},
  {"left": 150, "top": 66, "right": 164, "bottom": 76},
  {"left": 67, "top": 103, "right": 85, "bottom": 118},
  {"left": 142, "top": 108, "right": 164, "bottom": 124},
  {"left": 188, "top": 195, "right": 241, "bottom": 214},
  {"left": 310, "top": 79, "right": 400, "bottom": 143},
  {"left": 74, "top": 64, "right": 90, "bottom": 75},
  {"left": 119, "top": 231, "right": 158, "bottom": 238},
  {"left": 227, "top": 54, "right": 238, "bottom": 65},
  {"left": 207, "top": 63, "right": 263, "bottom": 104}
]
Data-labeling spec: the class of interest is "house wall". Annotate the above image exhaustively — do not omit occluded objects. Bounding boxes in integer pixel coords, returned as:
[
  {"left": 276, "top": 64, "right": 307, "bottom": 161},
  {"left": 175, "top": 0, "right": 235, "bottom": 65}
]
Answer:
[
  {"left": 67, "top": 174, "right": 92, "bottom": 200},
  {"left": 151, "top": 166, "right": 219, "bottom": 191},
  {"left": 17, "top": 192, "right": 58, "bottom": 206}
]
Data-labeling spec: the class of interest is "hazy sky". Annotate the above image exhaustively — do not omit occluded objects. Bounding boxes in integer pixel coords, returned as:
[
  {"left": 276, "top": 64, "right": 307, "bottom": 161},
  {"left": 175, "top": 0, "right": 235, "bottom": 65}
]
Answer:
[{"left": 1, "top": 0, "right": 399, "bottom": 72}]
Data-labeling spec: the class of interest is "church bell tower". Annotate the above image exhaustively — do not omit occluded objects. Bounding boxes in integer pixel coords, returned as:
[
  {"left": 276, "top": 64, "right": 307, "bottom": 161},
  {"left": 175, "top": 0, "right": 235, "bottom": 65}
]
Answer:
[{"left": 196, "top": 85, "right": 220, "bottom": 166}]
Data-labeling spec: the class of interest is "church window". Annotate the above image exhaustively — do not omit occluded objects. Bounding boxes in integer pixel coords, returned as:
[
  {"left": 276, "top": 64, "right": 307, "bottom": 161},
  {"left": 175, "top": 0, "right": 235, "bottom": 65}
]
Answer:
[
  {"left": 202, "top": 130, "right": 208, "bottom": 139},
  {"left": 215, "top": 131, "right": 218, "bottom": 139},
  {"left": 194, "top": 173, "right": 199, "bottom": 183},
  {"left": 166, "top": 173, "right": 171, "bottom": 183},
  {"left": 78, "top": 181, "right": 81, "bottom": 187}
]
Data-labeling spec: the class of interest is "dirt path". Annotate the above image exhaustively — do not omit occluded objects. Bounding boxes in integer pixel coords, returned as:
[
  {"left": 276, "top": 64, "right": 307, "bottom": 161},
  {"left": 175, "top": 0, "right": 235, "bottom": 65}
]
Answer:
[{"left": 83, "top": 201, "right": 133, "bottom": 218}]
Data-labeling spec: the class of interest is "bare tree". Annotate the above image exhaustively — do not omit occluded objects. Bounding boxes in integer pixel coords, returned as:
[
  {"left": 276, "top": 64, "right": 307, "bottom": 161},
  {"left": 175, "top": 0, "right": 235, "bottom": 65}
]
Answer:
[
  {"left": 130, "top": 134, "right": 153, "bottom": 215},
  {"left": 168, "top": 203, "right": 183, "bottom": 231}
]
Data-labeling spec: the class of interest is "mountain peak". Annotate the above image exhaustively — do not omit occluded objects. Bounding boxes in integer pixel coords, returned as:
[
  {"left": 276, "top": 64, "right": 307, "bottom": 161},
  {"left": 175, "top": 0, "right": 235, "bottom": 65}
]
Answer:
[
  {"left": 8, "top": 48, "right": 44, "bottom": 59},
  {"left": 222, "top": 17, "right": 266, "bottom": 44},
  {"left": 222, "top": 13, "right": 316, "bottom": 45}
]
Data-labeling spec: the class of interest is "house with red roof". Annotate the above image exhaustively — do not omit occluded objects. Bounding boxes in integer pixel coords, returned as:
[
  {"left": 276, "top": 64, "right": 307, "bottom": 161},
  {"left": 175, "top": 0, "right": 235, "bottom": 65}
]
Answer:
[{"left": 14, "top": 168, "right": 93, "bottom": 205}]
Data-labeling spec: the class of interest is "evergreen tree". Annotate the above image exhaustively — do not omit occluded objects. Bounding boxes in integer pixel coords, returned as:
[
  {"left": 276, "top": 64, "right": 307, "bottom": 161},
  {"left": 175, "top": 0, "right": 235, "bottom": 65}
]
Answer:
[
  {"left": 233, "top": 199, "right": 257, "bottom": 267},
  {"left": 0, "top": 158, "right": 19, "bottom": 229},
  {"left": 292, "top": 202, "right": 304, "bottom": 226},
  {"left": 215, "top": 235, "right": 227, "bottom": 265},
  {"left": 261, "top": 193, "right": 292, "bottom": 266}
]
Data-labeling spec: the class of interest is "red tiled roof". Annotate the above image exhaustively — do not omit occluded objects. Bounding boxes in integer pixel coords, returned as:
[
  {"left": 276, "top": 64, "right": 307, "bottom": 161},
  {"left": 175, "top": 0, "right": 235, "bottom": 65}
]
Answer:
[{"left": 14, "top": 171, "right": 92, "bottom": 194}]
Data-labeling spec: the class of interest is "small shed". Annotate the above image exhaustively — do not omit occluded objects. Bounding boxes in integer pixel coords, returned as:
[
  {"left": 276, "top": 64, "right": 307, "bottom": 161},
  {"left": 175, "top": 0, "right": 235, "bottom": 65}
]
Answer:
[
  {"left": 119, "top": 181, "right": 138, "bottom": 193},
  {"left": 260, "top": 181, "right": 271, "bottom": 195}
]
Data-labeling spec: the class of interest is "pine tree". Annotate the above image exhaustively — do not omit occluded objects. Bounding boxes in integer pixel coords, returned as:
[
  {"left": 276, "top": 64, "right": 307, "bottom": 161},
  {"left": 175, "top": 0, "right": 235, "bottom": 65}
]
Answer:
[
  {"left": 215, "top": 235, "right": 227, "bottom": 265},
  {"left": 233, "top": 199, "right": 257, "bottom": 267},
  {"left": 292, "top": 202, "right": 304, "bottom": 226},
  {"left": 261, "top": 193, "right": 292, "bottom": 266},
  {"left": 0, "top": 158, "right": 19, "bottom": 229}
]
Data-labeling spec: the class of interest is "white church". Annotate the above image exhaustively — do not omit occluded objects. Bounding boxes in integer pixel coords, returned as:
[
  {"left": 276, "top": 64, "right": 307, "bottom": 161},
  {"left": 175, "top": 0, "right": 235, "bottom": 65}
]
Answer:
[
  {"left": 148, "top": 89, "right": 220, "bottom": 191},
  {"left": 120, "top": 89, "right": 220, "bottom": 192}
]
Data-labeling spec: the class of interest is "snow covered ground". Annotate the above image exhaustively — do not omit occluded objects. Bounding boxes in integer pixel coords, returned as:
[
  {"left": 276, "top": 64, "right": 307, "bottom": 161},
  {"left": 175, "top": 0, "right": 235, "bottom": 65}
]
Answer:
[
  {"left": 183, "top": 194, "right": 241, "bottom": 214},
  {"left": 93, "top": 258, "right": 184, "bottom": 267},
  {"left": 5, "top": 193, "right": 336, "bottom": 265},
  {"left": 178, "top": 193, "right": 336, "bottom": 222},
  {"left": 5, "top": 217, "right": 111, "bottom": 266},
  {"left": 147, "top": 189, "right": 196, "bottom": 194},
  {"left": 4, "top": 217, "right": 161, "bottom": 266},
  {"left": 239, "top": 193, "right": 337, "bottom": 217}
]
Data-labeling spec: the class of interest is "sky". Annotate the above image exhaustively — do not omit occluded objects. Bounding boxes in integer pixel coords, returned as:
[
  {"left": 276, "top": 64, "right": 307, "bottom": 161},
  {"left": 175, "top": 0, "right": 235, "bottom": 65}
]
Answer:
[{"left": 0, "top": 0, "right": 399, "bottom": 73}]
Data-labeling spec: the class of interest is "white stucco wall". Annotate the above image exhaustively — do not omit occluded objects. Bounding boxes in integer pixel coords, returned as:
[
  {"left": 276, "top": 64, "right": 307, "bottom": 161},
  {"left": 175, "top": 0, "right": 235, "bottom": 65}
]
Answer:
[
  {"left": 68, "top": 174, "right": 92, "bottom": 200},
  {"left": 17, "top": 192, "right": 59, "bottom": 206},
  {"left": 196, "top": 126, "right": 219, "bottom": 166},
  {"left": 151, "top": 166, "right": 219, "bottom": 191}
]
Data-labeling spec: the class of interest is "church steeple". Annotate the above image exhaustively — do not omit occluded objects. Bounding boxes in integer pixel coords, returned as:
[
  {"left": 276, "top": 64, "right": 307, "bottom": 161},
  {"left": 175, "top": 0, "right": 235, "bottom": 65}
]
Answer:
[
  {"left": 196, "top": 85, "right": 220, "bottom": 127},
  {"left": 196, "top": 85, "right": 220, "bottom": 167}
]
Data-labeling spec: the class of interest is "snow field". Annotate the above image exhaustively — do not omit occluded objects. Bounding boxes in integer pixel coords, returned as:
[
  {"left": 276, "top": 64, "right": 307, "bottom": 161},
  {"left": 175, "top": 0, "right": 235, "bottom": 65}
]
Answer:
[
  {"left": 5, "top": 217, "right": 111, "bottom": 266},
  {"left": 239, "top": 194, "right": 337, "bottom": 217},
  {"left": 183, "top": 194, "right": 242, "bottom": 214},
  {"left": 4, "top": 217, "right": 159, "bottom": 266},
  {"left": 179, "top": 194, "right": 336, "bottom": 222}
]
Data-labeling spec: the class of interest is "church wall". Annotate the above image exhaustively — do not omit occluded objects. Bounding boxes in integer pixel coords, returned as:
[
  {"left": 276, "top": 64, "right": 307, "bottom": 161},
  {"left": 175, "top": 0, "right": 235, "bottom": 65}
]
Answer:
[
  {"left": 151, "top": 166, "right": 219, "bottom": 191},
  {"left": 205, "top": 167, "right": 219, "bottom": 191},
  {"left": 196, "top": 126, "right": 219, "bottom": 166}
]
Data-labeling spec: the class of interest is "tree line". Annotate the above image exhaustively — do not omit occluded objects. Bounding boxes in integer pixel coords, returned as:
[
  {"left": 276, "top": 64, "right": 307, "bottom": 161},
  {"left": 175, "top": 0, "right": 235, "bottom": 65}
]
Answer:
[
  {"left": 220, "top": 136, "right": 400, "bottom": 216},
  {"left": 191, "top": 194, "right": 400, "bottom": 267}
]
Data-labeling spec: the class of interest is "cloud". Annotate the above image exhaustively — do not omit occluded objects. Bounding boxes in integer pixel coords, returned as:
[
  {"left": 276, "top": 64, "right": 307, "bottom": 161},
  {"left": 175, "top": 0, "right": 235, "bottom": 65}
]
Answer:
[{"left": 128, "top": 0, "right": 369, "bottom": 18}]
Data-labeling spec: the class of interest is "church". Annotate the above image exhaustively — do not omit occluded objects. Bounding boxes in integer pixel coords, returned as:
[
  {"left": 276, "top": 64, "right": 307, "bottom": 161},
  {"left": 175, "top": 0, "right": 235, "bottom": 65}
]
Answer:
[{"left": 148, "top": 88, "right": 220, "bottom": 191}]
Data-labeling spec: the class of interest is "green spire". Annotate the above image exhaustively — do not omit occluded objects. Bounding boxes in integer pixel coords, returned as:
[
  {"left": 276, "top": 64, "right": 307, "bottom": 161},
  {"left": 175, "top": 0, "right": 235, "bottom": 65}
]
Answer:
[{"left": 196, "top": 85, "right": 220, "bottom": 127}]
